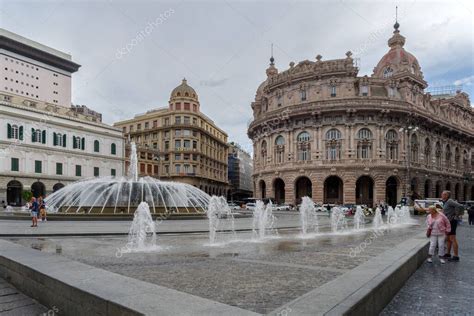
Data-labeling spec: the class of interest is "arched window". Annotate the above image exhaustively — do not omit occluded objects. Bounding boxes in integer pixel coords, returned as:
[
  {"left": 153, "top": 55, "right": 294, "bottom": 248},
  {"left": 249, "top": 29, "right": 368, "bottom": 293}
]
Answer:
[
  {"left": 445, "top": 144, "right": 452, "bottom": 168},
  {"left": 383, "top": 67, "right": 393, "bottom": 78},
  {"left": 410, "top": 134, "right": 419, "bottom": 163},
  {"left": 297, "top": 132, "right": 310, "bottom": 161},
  {"left": 326, "top": 129, "right": 341, "bottom": 140},
  {"left": 274, "top": 136, "right": 285, "bottom": 163},
  {"left": 357, "top": 128, "right": 372, "bottom": 159},
  {"left": 424, "top": 138, "right": 431, "bottom": 166},
  {"left": 297, "top": 131, "right": 310, "bottom": 142},
  {"left": 111, "top": 143, "right": 117, "bottom": 155},
  {"left": 275, "top": 135, "right": 285, "bottom": 146},
  {"left": 385, "top": 130, "right": 398, "bottom": 160},
  {"left": 94, "top": 140, "right": 100, "bottom": 153},
  {"left": 326, "top": 129, "right": 342, "bottom": 160}
]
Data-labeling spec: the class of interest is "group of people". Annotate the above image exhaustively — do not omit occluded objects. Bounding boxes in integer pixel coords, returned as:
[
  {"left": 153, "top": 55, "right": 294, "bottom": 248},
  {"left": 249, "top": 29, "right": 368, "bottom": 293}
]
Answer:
[
  {"left": 29, "top": 196, "right": 47, "bottom": 227},
  {"left": 423, "top": 191, "right": 466, "bottom": 264}
]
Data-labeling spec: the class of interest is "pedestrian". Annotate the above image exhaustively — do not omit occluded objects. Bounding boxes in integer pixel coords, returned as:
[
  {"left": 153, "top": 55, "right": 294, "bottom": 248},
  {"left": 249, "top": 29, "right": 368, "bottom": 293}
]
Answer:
[
  {"left": 441, "top": 191, "right": 464, "bottom": 262},
  {"left": 38, "top": 196, "right": 47, "bottom": 222},
  {"left": 426, "top": 205, "right": 451, "bottom": 264},
  {"left": 29, "top": 197, "right": 38, "bottom": 227},
  {"left": 468, "top": 204, "right": 474, "bottom": 226}
]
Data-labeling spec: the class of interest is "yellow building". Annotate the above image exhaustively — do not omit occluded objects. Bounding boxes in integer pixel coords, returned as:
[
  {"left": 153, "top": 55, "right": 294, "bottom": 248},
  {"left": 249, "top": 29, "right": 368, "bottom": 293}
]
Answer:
[{"left": 114, "top": 79, "right": 229, "bottom": 196}]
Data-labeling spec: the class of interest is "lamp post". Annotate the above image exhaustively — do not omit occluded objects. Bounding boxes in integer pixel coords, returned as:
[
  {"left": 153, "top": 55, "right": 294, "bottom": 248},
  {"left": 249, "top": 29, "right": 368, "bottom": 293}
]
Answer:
[{"left": 399, "top": 125, "right": 419, "bottom": 202}]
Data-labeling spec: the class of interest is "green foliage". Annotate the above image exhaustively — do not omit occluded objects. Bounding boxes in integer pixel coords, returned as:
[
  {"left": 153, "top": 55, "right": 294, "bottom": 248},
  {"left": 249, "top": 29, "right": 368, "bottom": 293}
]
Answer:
[{"left": 22, "top": 191, "right": 33, "bottom": 202}]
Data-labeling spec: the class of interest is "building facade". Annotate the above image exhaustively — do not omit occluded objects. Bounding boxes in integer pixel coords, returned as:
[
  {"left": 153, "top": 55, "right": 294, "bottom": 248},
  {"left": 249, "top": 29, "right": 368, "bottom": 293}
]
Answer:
[
  {"left": 227, "top": 142, "right": 253, "bottom": 201},
  {"left": 114, "top": 79, "right": 229, "bottom": 196},
  {"left": 248, "top": 23, "right": 474, "bottom": 207},
  {"left": 0, "top": 28, "right": 124, "bottom": 206}
]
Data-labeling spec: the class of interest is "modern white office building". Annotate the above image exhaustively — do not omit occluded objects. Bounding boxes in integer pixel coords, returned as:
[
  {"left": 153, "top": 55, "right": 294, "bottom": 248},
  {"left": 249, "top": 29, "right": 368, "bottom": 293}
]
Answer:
[{"left": 0, "top": 28, "right": 124, "bottom": 206}]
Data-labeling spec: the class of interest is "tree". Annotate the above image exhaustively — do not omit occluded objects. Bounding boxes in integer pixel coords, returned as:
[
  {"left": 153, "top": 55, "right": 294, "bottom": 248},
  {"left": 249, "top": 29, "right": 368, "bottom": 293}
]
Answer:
[{"left": 22, "top": 191, "right": 33, "bottom": 203}]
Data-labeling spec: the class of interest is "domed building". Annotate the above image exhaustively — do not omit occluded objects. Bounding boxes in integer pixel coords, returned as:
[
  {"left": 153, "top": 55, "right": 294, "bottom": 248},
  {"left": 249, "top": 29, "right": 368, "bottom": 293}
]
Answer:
[
  {"left": 248, "top": 23, "right": 474, "bottom": 207},
  {"left": 115, "top": 79, "right": 230, "bottom": 196}
]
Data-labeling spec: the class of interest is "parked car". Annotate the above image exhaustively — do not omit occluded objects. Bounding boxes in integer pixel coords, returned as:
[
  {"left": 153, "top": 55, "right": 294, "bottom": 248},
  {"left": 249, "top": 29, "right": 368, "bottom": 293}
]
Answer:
[
  {"left": 245, "top": 203, "right": 256, "bottom": 211},
  {"left": 227, "top": 202, "right": 241, "bottom": 211},
  {"left": 274, "top": 203, "right": 293, "bottom": 211}
]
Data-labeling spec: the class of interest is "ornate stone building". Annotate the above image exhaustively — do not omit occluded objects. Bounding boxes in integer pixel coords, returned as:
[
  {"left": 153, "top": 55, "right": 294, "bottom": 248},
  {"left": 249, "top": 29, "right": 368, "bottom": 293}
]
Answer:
[
  {"left": 248, "top": 23, "right": 474, "bottom": 207},
  {"left": 114, "top": 79, "right": 229, "bottom": 196}
]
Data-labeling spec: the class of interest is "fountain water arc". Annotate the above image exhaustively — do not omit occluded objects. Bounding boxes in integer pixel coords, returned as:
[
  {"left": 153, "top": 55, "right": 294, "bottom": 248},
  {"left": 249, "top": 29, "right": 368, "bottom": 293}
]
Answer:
[{"left": 45, "top": 142, "right": 211, "bottom": 215}]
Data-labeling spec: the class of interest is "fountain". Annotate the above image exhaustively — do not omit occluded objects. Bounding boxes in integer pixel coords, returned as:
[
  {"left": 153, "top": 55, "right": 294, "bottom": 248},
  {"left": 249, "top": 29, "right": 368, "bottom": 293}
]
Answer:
[
  {"left": 387, "top": 206, "right": 397, "bottom": 225},
  {"left": 207, "top": 196, "right": 235, "bottom": 245},
  {"left": 373, "top": 206, "right": 384, "bottom": 229},
  {"left": 353, "top": 206, "right": 365, "bottom": 230},
  {"left": 396, "top": 206, "right": 412, "bottom": 224},
  {"left": 300, "top": 196, "right": 318, "bottom": 235},
  {"left": 252, "top": 200, "right": 276, "bottom": 239},
  {"left": 45, "top": 142, "right": 211, "bottom": 215},
  {"left": 126, "top": 201, "right": 157, "bottom": 251},
  {"left": 331, "top": 207, "right": 347, "bottom": 233}
]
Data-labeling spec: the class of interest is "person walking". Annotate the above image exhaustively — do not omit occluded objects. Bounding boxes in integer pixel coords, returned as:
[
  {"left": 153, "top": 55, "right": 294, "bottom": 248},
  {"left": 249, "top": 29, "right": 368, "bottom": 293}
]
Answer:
[
  {"left": 38, "top": 196, "right": 47, "bottom": 222},
  {"left": 29, "top": 197, "right": 38, "bottom": 227},
  {"left": 468, "top": 204, "right": 474, "bottom": 226},
  {"left": 441, "top": 191, "right": 464, "bottom": 262},
  {"left": 426, "top": 205, "right": 451, "bottom": 264}
]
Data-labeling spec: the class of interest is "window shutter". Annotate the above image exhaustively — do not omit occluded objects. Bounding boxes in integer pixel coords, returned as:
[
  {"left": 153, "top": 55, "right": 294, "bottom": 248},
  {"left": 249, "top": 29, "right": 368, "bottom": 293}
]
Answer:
[
  {"left": 53, "top": 132, "right": 57, "bottom": 146},
  {"left": 73, "top": 136, "right": 77, "bottom": 149},
  {"left": 42, "top": 130, "right": 46, "bottom": 144},
  {"left": 63, "top": 134, "right": 67, "bottom": 147},
  {"left": 19, "top": 126, "right": 24, "bottom": 140},
  {"left": 81, "top": 137, "right": 85, "bottom": 150},
  {"left": 32, "top": 128, "right": 36, "bottom": 142}
]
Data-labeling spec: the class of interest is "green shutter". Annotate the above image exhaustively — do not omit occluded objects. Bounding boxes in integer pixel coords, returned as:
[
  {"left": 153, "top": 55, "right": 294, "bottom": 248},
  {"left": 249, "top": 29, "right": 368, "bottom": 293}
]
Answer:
[
  {"left": 56, "top": 163, "right": 62, "bottom": 175},
  {"left": 7, "top": 124, "right": 12, "bottom": 139},
  {"left": 111, "top": 169, "right": 116, "bottom": 176},
  {"left": 63, "top": 134, "right": 66, "bottom": 147},
  {"left": 35, "top": 160, "right": 42, "bottom": 173},
  {"left": 19, "top": 126, "right": 23, "bottom": 140},
  {"left": 11, "top": 158, "right": 19, "bottom": 171},
  {"left": 53, "top": 132, "right": 57, "bottom": 146},
  {"left": 94, "top": 140, "right": 99, "bottom": 152},
  {"left": 31, "top": 128, "right": 36, "bottom": 142},
  {"left": 73, "top": 136, "right": 77, "bottom": 149},
  {"left": 42, "top": 130, "right": 46, "bottom": 144},
  {"left": 111, "top": 143, "right": 116, "bottom": 155},
  {"left": 81, "top": 137, "right": 85, "bottom": 150}
]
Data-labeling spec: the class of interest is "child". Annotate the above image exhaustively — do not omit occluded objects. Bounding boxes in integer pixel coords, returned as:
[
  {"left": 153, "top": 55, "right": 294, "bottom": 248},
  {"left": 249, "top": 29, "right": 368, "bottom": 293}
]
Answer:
[
  {"left": 38, "top": 196, "right": 47, "bottom": 222},
  {"left": 426, "top": 205, "right": 451, "bottom": 264}
]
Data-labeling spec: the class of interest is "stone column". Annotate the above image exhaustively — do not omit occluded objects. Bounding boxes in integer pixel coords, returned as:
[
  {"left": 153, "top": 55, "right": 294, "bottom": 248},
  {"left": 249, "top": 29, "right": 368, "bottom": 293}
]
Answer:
[
  {"left": 374, "top": 175, "right": 386, "bottom": 205},
  {"left": 344, "top": 174, "right": 356, "bottom": 204},
  {"left": 314, "top": 173, "right": 324, "bottom": 203}
]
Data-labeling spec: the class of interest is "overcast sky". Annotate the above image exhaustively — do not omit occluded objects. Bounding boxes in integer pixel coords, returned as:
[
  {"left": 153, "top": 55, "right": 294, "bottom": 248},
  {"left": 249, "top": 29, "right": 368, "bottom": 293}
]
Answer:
[{"left": 1, "top": 0, "right": 473, "bottom": 153}]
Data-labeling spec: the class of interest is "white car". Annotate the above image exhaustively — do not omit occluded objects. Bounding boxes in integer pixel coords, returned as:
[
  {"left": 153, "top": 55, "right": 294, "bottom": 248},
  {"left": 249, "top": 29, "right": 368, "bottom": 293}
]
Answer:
[
  {"left": 245, "top": 203, "right": 256, "bottom": 211},
  {"left": 227, "top": 202, "right": 241, "bottom": 211},
  {"left": 274, "top": 204, "right": 292, "bottom": 211}
]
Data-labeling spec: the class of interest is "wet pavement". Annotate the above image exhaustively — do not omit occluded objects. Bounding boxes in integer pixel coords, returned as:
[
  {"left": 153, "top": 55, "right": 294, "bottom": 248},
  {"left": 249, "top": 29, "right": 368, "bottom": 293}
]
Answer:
[
  {"left": 382, "top": 223, "right": 474, "bottom": 315},
  {"left": 7, "top": 214, "right": 424, "bottom": 314}
]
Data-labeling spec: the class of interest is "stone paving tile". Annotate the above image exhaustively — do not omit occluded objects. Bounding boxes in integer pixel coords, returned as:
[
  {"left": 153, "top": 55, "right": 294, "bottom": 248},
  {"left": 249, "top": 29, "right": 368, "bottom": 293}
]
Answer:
[
  {"left": 382, "top": 224, "right": 474, "bottom": 315},
  {"left": 0, "top": 278, "right": 48, "bottom": 316}
]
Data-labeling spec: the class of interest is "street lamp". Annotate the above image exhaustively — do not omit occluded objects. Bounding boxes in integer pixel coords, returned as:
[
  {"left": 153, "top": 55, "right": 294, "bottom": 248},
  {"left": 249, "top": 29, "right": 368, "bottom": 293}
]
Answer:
[{"left": 399, "top": 125, "right": 419, "bottom": 201}]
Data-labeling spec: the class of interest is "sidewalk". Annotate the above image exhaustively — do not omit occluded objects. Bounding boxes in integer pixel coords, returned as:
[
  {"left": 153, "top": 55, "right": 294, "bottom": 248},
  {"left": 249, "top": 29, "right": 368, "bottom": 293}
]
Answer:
[
  {"left": 382, "top": 223, "right": 474, "bottom": 314},
  {"left": 0, "top": 278, "right": 48, "bottom": 315}
]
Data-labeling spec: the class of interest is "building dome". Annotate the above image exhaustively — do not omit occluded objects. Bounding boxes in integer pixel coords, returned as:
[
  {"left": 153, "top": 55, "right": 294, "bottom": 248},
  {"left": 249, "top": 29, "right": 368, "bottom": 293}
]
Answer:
[
  {"left": 170, "top": 78, "right": 198, "bottom": 101},
  {"left": 372, "top": 24, "right": 423, "bottom": 80}
]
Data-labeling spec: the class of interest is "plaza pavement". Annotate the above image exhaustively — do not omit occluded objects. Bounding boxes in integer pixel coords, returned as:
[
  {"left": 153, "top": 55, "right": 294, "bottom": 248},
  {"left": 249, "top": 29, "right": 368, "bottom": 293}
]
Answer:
[
  {"left": 382, "top": 223, "right": 474, "bottom": 314},
  {"left": 0, "top": 277, "right": 48, "bottom": 315}
]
